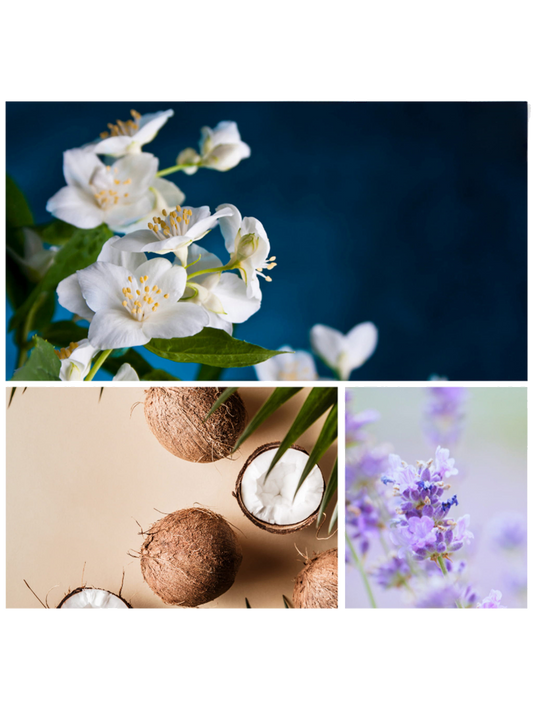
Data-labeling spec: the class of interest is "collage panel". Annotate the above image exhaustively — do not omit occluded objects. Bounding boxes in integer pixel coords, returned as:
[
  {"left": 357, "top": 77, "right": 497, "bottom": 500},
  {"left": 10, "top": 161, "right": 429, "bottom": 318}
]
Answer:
[
  {"left": 345, "top": 385, "right": 527, "bottom": 609},
  {"left": 5, "top": 101, "right": 527, "bottom": 383},
  {"left": 6, "top": 385, "right": 338, "bottom": 609}
]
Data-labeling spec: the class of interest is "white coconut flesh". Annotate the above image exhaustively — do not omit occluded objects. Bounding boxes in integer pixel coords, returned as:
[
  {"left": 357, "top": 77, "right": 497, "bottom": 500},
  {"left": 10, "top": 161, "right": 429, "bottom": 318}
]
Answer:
[
  {"left": 241, "top": 447, "right": 324, "bottom": 525},
  {"left": 60, "top": 589, "right": 128, "bottom": 609}
]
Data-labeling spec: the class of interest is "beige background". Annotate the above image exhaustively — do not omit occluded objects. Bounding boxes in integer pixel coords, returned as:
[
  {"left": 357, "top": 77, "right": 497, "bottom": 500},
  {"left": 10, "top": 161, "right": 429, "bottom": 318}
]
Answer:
[{"left": 6, "top": 386, "right": 337, "bottom": 608}]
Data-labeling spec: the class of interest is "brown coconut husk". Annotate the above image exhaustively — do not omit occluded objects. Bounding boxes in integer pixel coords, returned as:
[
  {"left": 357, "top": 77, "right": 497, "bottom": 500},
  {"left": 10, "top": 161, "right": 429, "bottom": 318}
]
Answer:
[
  {"left": 140, "top": 507, "right": 243, "bottom": 607},
  {"left": 233, "top": 442, "right": 324, "bottom": 535},
  {"left": 292, "top": 548, "right": 338, "bottom": 609},
  {"left": 144, "top": 387, "right": 247, "bottom": 463},
  {"left": 57, "top": 587, "right": 133, "bottom": 608}
]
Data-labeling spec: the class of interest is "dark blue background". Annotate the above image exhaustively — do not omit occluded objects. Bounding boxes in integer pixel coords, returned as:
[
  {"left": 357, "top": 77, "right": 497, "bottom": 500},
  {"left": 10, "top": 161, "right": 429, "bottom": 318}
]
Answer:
[{"left": 6, "top": 102, "right": 527, "bottom": 380}]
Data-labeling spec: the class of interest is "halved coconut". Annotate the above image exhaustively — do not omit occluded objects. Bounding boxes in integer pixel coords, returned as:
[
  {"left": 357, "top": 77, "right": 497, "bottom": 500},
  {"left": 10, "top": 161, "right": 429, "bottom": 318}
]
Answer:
[
  {"left": 144, "top": 387, "right": 247, "bottom": 463},
  {"left": 57, "top": 587, "right": 132, "bottom": 608},
  {"left": 293, "top": 548, "right": 338, "bottom": 608},
  {"left": 233, "top": 442, "right": 325, "bottom": 534}
]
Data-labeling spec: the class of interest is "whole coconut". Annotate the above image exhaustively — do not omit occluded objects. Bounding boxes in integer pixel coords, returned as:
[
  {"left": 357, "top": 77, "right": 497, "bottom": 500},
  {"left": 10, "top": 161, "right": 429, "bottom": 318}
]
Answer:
[
  {"left": 144, "top": 387, "right": 247, "bottom": 463},
  {"left": 140, "top": 507, "right": 243, "bottom": 607},
  {"left": 293, "top": 548, "right": 338, "bottom": 609}
]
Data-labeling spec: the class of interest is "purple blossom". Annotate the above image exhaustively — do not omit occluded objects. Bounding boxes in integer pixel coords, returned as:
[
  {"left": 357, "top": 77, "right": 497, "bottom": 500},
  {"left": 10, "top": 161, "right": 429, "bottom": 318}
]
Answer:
[
  {"left": 346, "top": 408, "right": 380, "bottom": 445},
  {"left": 346, "top": 490, "right": 383, "bottom": 555},
  {"left": 382, "top": 448, "right": 473, "bottom": 561},
  {"left": 423, "top": 386, "right": 467, "bottom": 448},
  {"left": 414, "top": 576, "right": 478, "bottom": 608},
  {"left": 372, "top": 555, "right": 411, "bottom": 589},
  {"left": 477, "top": 590, "right": 506, "bottom": 609},
  {"left": 487, "top": 512, "right": 527, "bottom": 552},
  {"left": 346, "top": 442, "right": 392, "bottom": 489}
]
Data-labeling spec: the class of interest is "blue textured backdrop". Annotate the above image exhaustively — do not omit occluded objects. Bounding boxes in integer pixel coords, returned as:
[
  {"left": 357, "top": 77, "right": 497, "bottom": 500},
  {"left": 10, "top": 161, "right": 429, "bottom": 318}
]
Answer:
[{"left": 6, "top": 102, "right": 527, "bottom": 380}]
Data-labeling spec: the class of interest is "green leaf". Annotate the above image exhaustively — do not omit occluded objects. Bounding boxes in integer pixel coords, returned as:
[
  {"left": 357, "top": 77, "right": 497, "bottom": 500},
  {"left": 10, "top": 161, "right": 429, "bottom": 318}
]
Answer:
[
  {"left": 204, "top": 387, "right": 239, "bottom": 421},
  {"left": 31, "top": 291, "right": 57, "bottom": 334},
  {"left": 34, "top": 219, "right": 78, "bottom": 246},
  {"left": 41, "top": 321, "right": 89, "bottom": 346},
  {"left": 294, "top": 403, "right": 338, "bottom": 499},
  {"left": 6, "top": 178, "right": 33, "bottom": 306},
  {"left": 6, "top": 175, "right": 33, "bottom": 232},
  {"left": 146, "top": 328, "right": 288, "bottom": 368},
  {"left": 6, "top": 254, "right": 32, "bottom": 311},
  {"left": 11, "top": 337, "right": 61, "bottom": 381},
  {"left": 9, "top": 224, "right": 113, "bottom": 333},
  {"left": 141, "top": 369, "right": 181, "bottom": 381},
  {"left": 245, "top": 598, "right": 251, "bottom": 609},
  {"left": 8, "top": 388, "right": 17, "bottom": 408},
  {"left": 317, "top": 458, "right": 338, "bottom": 528},
  {"left": 328, "top": 502, "right": 338, "bottom": 534},
  {"left": 282, "top": 595, "right": 293, "bottom": 608},
  {"left": 264, "top": 387, "right": 338, "bottom": 480},
  {"left": 232, "top": 387, "right": 303, "bottom": 452},
  {"left": 196, "top": 363, "right": 224, "bottom": 381}
]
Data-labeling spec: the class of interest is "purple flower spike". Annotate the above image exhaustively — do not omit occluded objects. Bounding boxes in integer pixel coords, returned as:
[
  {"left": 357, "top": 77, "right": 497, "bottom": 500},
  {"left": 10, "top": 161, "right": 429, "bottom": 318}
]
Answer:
[
  {"left": 382, "top": 447, "right": 473, "bottom": 562},
  {"left": 477, "top": 590, "right": 506, "bottom": 609}
]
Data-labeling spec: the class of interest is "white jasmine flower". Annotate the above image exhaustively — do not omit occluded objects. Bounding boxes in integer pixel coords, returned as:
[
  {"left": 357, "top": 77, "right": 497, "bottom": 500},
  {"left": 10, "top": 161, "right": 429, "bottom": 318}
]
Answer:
[
  {"left": 57, "top": 236, "right": 147, "bottom": 322},
  {"left": 113, "top": 363, "right": 140, "bottom": 381},
  {"left": 94, "top": 109, "right": 174, "bottom": 157},
  {"left": 310, "top": 322, "right": 378, "bottom": 379},
  {"left": 116, "top": 204, "right": 233, "bottom": 266},
  {"left": 56, "top": 339, "right": 97, "bottom": 381},
  {"left": 8, "top": 228, "right": 59, "bottom": 281},
  {"left": 184, "top": 245, "right": 261, "bottom": 334},
  {"left": 46, "top": 149, "right": 159, "bottom": 231},
  {"left": 254, "top": 346, "right": 318, "bottom": 381},
  {"left": 57, "top": 238, "right": 208, "bottom": 349},
  {"left": 118, "top": 176, "right": 186, "bottom": 235},
  {"left": 56, "top": 339, "right": 140, "bottom": 380},
  {"left": 177, "top": 121, "right": 250, "bottom": 173},
  {"left": 217, "top": 203, "right": 276, "bottom": 299}
]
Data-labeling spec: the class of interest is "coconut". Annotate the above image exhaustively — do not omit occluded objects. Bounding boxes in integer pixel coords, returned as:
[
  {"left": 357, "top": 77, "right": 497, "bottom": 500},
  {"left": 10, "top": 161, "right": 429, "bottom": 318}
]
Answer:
[
  {"left": 233, "top": 442, "right": 325, "bottom": 534},
  {"left": 57, "top": 587, "right": 132, "bottom": 609},
  {"left": 293, "top": 548, "right": 338, "bottom": 609},
  {"left": 144, "top": 387, "right": 247, "bottom": 463},
  {"left": 140, "top": 507, "right": 242, "bottom": 606}
]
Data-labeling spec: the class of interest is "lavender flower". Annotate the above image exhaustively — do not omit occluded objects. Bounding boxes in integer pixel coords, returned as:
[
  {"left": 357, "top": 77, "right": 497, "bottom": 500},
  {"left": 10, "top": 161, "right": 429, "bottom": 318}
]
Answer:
[
  {"left": 477, "top": 590, "right": 506, "bottom": 609},
  {"left": 423, "top": 386, "right": 467, "bottom": 448},
  {"left": 487, "top": 512, "right": 527, "bottom": 552},
  {"left": 372, "top": 555, "right": 411, "bottom": 589},
  {"left": 382, "top": 447, "right": 473, "bottom": 562},
  {"left": 346, "top": 408, "right": 380, "bottom": 446},
  {"left": 346, "top": 442, "right": 392, "bottom": 489},
  {"left": 414, "top": 576, "right": 478, "bottom": 609},
  {"left": 346, "top": 490, "right": 382, "bottom": 555}
]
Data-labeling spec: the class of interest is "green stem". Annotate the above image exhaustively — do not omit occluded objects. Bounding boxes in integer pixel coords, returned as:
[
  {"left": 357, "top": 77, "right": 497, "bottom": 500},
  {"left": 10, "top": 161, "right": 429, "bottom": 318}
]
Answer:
[
  {"left": 437, "top": 555, "right": 448, "bottom": 576},
  {"left": 85, "top": 349, "right": 112, "bottom": 381},
  {"left": 17, "top": 292, "right": 47, "bottom": 368},
  {"left": 346, "top": 533, "right": 377, "bottom": 608},
  {"left": 156, "top": 163, "right": 196, "bottom": 177},
  {"left": 187, "top": 264, "right": 231, "bottom": 280}
]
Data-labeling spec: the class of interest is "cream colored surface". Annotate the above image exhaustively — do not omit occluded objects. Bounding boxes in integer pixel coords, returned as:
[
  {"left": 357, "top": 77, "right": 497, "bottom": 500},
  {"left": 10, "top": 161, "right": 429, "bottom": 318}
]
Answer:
[{"left": 6, "top": 386, "right": 337, "bottom": 609}]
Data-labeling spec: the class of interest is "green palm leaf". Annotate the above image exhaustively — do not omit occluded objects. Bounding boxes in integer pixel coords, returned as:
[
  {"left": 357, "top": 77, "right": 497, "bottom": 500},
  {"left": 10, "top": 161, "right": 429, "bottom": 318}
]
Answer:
[
  {"left": 204, "top": 387, "right": 239, "bottom": 421},
  {"left": 264, "top": 387, "right": 337, "bottom": 479},
  {"left": 317, "top": 457, "right": 338, "bottom": 527},
  {"left": 328, "top": 502, "right": 338, "bottom": 534},
  {"left": 293, "top": 403, "right": 337, "bottom": 500},
  {"left": 231, "top": 387, "right": 303, "bottom": 451}
]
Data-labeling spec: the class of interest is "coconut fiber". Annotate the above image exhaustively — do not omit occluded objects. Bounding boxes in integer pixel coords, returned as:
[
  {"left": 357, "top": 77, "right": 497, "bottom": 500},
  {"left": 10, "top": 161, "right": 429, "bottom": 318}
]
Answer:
[
  {"left": 140, "top": 507, "right": 243, "bottom": 607},
  {"left": 293, "top": 548, "right": 338, "bottom": 609},
  {"left": 144, "top": 387, "right": 247, "bottom": 463}
]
